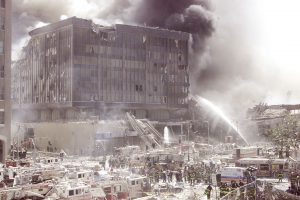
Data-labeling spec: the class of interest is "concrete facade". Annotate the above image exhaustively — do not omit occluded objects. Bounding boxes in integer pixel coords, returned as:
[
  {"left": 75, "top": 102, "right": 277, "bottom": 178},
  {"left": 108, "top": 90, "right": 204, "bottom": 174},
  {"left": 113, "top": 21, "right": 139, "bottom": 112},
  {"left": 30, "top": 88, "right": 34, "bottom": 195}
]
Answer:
[
  {"left": 0, "top": 0, "right": 11, "bottom": 162},
  {"left": 11, "top": 121, "right": 140, "bottom": 156},
  {"left": 13, "top": 17, "right": 190, "bottom": 123}
]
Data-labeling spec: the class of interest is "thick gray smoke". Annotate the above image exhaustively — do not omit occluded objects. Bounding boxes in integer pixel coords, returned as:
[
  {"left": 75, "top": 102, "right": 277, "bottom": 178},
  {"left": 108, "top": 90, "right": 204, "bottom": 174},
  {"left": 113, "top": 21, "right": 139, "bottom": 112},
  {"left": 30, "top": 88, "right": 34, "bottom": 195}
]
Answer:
[
  {"left": 13, "top": 0, "right": 299, "bottom": 129},
  {"left": 12, "top": 0, "right": 215, "bottom": 100},
  {"left": 132, "top": 0, "right": 214, "bottom": 53},
  {"left": 13, "top": 0, "right": 214, "bottom": 59},
  {"left": 130, "top": 0, "right": 215, "bottom": 91}
]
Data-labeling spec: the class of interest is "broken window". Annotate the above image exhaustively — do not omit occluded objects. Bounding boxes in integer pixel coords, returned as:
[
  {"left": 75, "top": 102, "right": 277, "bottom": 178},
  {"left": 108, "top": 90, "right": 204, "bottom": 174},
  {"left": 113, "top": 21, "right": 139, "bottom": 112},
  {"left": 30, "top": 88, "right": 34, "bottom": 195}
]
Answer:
[
  {"left": 135, "top": 85, "right": 143, "bottom": 92},
  {"left": 178, "top": 53, "right": 182, "bottom": 61},
  {"left": 185, "top": 75, "right": 188, "bottom": 83},
  {"left": 143, "top": 35, "right": 147, "bottom": 43},
  {"left": 162, "top": 96, "right": 167, "bottom": 104},
  {"left": 160, "top": 64, "right": 166, "bottom": 71}
]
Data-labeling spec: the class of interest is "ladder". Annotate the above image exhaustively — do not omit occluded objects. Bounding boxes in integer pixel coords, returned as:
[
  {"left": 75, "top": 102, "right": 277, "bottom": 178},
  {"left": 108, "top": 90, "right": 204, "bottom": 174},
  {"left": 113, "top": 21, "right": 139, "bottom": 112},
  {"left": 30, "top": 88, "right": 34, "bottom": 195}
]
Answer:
[{"left": 126, "top": 113, "right": 161, "bottom": 150}]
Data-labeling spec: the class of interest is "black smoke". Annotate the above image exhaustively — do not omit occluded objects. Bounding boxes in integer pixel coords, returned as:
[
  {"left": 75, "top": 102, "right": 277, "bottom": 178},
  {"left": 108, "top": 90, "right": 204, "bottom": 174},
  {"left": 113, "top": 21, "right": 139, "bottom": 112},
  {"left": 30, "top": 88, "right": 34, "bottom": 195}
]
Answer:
[
  {"left": 132, "top": 0, "right": 214, "bottom": 53},
  {"left": 12, "top": 0, "right": 215, "bottom": 83}
]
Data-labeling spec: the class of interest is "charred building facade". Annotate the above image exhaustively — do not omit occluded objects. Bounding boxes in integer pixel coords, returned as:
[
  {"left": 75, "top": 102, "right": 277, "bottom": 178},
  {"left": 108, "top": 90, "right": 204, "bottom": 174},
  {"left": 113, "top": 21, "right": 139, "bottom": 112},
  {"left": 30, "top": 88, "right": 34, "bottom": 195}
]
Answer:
[{"left": 13, "top": 17, "right": 190, "bottom": 122}]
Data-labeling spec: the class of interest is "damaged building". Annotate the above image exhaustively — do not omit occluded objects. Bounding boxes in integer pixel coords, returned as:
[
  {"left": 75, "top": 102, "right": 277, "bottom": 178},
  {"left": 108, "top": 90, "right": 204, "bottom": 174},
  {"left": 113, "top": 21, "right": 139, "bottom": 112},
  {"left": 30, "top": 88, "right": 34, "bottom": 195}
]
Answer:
[
  {"left": 0, "top": 0, "right": 11, "bottom": 162},
  {"left": 247, "top": 103, "right": 300, "bottom": 137},
  {"left": 13, "top": 17, "right": 190, "bottom": 122},
  {"left": 12, "top": 17, "right": 190, "bottom": 155}
]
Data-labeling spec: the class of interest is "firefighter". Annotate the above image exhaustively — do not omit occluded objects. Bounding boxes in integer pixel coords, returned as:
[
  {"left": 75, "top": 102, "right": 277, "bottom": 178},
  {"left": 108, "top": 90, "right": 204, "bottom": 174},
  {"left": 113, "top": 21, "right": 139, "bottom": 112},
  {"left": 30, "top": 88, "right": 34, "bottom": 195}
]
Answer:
[
  {"left": 204, "top": 184, "right": 213, "bottom": 199},
  {"left": 278, "top": 171, "right": 284, "bottom": 183},
  {"left": 290, "top": 172, "right": 297, "bottom": 189},
  {"left": 220, "top": 183, "right": 228, "bottom": 197},
  {"left": 191, "top": 170, "right": 196, "bottom": 185},
  {"left": 231, "top": 180, "right": 238, "bottom": 189}
]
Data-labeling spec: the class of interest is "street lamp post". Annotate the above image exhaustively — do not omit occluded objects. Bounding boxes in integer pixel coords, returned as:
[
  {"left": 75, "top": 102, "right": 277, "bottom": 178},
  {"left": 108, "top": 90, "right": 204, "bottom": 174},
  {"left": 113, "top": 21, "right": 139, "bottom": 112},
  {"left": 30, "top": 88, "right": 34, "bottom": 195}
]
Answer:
[{"left": 204, "top": 121, "right": 210, "bottom": 145}]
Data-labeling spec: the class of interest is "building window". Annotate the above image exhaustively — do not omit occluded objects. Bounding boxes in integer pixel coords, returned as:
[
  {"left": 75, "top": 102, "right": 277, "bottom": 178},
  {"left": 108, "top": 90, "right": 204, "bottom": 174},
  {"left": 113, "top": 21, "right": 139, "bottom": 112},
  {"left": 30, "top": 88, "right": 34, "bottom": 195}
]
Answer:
[
  {"left": 69, "top": 190, "right": 74, "bottom": 196},
  {"left": 135, "top": 85, "right": 143, "bottom": 92},
  {"left": 0, "top": 65, "right": 3, "bottom": 78},
  {"left": 0, "top": 41, "right": 4, "bottom": 54},
  {"left": 0, "top": 17, "right": 4, "bottom": 30},
  {"left": 178, "top": 53, "right": 182, "bottom": 61},
  {"left": 0, "top": 0, "right": 4, "bottom": 8},
  {"left": 0, "top": 112, "right": 4, "bottom": 124},
  {"left": 260, "top": 164, "right": 269, "bottom": 171},
  {"left": 162, "top": 96, "right": 167, "bottom": 104},
  {"left": 76, "top": 189, "right": 81, "bottom": 195}
]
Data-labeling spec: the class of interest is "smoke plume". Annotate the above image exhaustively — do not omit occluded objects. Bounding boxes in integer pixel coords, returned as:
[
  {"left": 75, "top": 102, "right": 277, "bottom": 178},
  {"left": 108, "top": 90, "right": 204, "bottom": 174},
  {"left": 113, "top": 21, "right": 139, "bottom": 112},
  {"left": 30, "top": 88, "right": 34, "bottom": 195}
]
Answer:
[{"left": 12, "top": 0, "right": 300, "bottom": 130}]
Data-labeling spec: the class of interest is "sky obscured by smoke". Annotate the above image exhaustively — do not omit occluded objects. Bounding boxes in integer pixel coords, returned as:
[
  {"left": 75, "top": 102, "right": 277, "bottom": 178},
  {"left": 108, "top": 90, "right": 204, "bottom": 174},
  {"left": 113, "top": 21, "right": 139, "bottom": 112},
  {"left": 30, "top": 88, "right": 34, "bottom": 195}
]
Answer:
[{"left": 12, "top": 0, "right": 300, "bottom": 120}]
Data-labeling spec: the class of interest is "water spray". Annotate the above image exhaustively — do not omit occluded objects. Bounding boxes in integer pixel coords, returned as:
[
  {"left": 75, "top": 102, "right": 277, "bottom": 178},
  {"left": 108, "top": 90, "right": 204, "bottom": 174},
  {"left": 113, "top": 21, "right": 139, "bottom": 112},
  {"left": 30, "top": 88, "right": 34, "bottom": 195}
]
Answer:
[{"left": 193, "top": 95, "right": 249, "bottom": 145}]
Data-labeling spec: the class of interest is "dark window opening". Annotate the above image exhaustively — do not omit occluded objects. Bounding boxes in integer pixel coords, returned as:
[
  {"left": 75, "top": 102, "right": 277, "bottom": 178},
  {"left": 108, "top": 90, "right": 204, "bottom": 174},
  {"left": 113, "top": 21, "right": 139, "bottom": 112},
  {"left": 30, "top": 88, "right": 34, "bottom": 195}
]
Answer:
[
  {"left": 153, "top": 86, "right": 158, "bottom": 92},
  {"left": 0, "top": 17, "right": 4, "bottom": 30},
  {"left": 153, "top": 63, "right": 158, "bottom": 70},
  {"left": 69, "top": 190, "right": 74, "bottom": 196},
  {"left": 178, "top": 65, "right": 187, "bottom": 70},
  {"left": 0, "top": 112, "right": 4, "bottom": 124},
  {"left": 162, "top": 96, "right": 167, "bottom": 104},
  {"left": 260, "top": 164, "right": 269, "bottom": 171},
  {"left": 1, "top": 0, "right": 5, "bottom": 8},
  {"left": 178, "top": 54, "right": 182, "bottom": 61}
]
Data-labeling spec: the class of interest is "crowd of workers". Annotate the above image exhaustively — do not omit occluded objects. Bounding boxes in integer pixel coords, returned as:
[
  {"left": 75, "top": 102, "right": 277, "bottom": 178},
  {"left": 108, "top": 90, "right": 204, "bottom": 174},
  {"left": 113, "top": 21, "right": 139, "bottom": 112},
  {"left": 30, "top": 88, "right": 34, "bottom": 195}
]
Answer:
[{"left": 145, "top": 162, "right": 218, "bottom": 186}]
